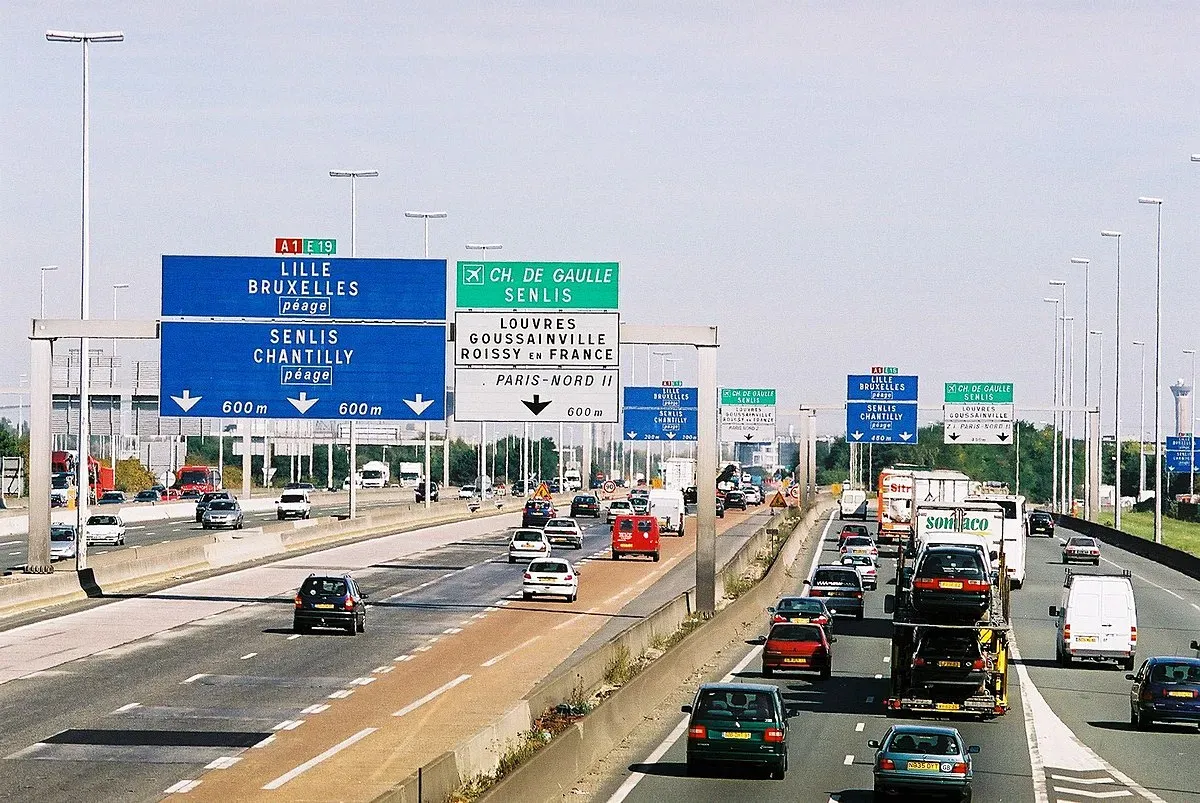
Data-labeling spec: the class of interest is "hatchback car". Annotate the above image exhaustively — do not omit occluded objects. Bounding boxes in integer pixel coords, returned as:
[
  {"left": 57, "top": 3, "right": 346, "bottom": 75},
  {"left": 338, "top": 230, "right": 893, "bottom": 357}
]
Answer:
[
  {"left": 762, "top": 622, "right": 834, "bottom": 679},
  {"left": 543, "top": 518, "right": 584, "bottom": 549},
  {"left": 841, "top": 553, "right": 879, "bottom": 590},
  {"left": 508, "top": 529, "right": 552, "bottom": 563},
  {"left": 869, "top": 725, "right": 978, "bottom": 801},
  {"left": 683, "top": 682, "right": 789, "bottom": 779},
  {"left": 629, "top": 496, "right": 650, "bottom": 515},
  {"left": 458, "top": 484, "right": 478, "bottom": 499},
  {"left": 85, "top": 514, "right": 126, "bottom": 546},
  {"left": 724, "top": 490, "right": 748, "bottom": 510},
  {"left": 838, "top": 523, "right": 871, "bottom": 547},
  {"left": 195, "top": 490, "right": 234, "bottom": 522},
  {"left": 911, "top": 629, "right": 988, "bottom": 692},
  {"left": 743, "top": 486, "right": 764, "bottom": 505},
  {"left": 570, "top": 494, "right": 601, "bottom": 518},
  {"left": 767, "top": 596, "right": 834, "bottom": 633},
  {"left": 1128, "top": 656, "right": 1200, "bottom": 730},
  {"left": 293, "top": 573, "right": 366, "bottom": 634},
  {"left": 522, "top": 499, "right": 557, "bottom": 528},
  {"left": 911, "top": 546, "right": 991, "bottom": 620},
  {"left": 98, "top": 490, "right": 126, "bottom": 505},
  {"left": 133, "top": 489, "right": 161, "bottom": 503},
  {"left": 202, "top": 499, "right": 245, "bottom": 530},
  {"left": 414, "top": 481, "right": 439, "bottom": 503},
  {"left": 840, "top": 535, "right": 879, "bottom": 559},
  {"left": 1062, "top": 535, "right": 1101, "bottom": 565},
  {"left": 805, "top": 565, "right": 865, "bottom": 619},
  {"left": 1028, "top": 510, "right": 1055, "bottom": 536},
  {"left": 522, "top": 558, "right": 579, "bottom": 602},
  {"left": 50, "top": 524, "right": 78, "bottom": 561},
  {"left": 606, "top": 499, "right": 633, "bottom": 523}
]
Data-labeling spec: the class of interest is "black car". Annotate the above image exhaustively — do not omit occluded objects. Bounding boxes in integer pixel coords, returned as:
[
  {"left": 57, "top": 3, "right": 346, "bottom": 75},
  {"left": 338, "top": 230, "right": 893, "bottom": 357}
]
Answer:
[
  {"left": 716, "top": 496, "right": 725, "bottom": 518},
  {"left": 571, "top": 494, "right": 601, "bottom": 518},
  {"left": 98, "top": 491, "right": 127, "bottom": 505},
  {"left": 911, "top": 546, "right": 991, "bottom": 620},
  {"left": 724, "top": 490, "right": 747, "bottom": 510},
  {"left": 911, "top": 628, "right": 988, "bottom": 691},
  {"left": 1029, "top": 511, "right": 1055, "bottom": 536},
  {"left": 522, "top": 499, "right": 556, "bottom": 528},
  {"left": 195, "top": 490, "right": 233, "bottom": 522},
  {"left": 1128, "top": 654, "right": 1200, "bottom": 730},
  {"left": 683, "top": 486, "right": 698, "bottom": 505},
  {"left": 134, "top": 489, "right": 161, "bottom": 503},
  {"left": 415, "top": 481, "right": 439, "bottom": 503},
  {"left": 293, "top": 573, "right": 367, "bottom": 634}
]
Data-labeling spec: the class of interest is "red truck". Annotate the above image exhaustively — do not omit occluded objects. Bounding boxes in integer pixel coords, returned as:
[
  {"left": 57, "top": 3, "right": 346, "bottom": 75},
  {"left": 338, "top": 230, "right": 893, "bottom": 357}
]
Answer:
[
  {"left": 611, "top": 514, "right": 661, "bottom": 562},
  {"left": 172, "top": 465, "right": 222, "bottom": 498},
  {"left": 50, "top": 451, "right": 115, "bottom": 504}
]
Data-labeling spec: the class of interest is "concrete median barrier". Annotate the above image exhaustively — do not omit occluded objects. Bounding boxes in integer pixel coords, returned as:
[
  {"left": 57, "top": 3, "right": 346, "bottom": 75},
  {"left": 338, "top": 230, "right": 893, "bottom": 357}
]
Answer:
[{"left": 1056, "top": 513, "right": 1200, "bottom": 581}]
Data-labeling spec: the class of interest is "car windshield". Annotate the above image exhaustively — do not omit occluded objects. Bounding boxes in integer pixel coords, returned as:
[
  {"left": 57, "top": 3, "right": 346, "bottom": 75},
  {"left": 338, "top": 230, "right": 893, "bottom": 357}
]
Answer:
[
  {"left": 209, "top": 501, "right": 238, "bottom": 511},
  {"left": 887, "top": 731, "right": 961, "bottom": 756},
  {"left": 529, "top": 561, "right": 568, "bottom": 573},
  {"left": 769, "top": 624, "right": 823, "bottom": 642},
  {"left": 574, "top": 496, "right": 594, "bottom": 504},
  {"left": 843, "top": 555, "right": 873, "bottom": 566},
  {"left": 843, "top": 526, "right": 868, "bottom": 535},
  {"left": 525, "top": 501, "right": 550, "bottom": 511},
  {"left": 813, "top": 569, "right": 860, "bottom": 587},
  {"left": 694, "top": 688, "right": 777, "bottom": 722},
  {"left": 545, "top": 519, "right": 574, "bottom": 529},
  {"left": 844, "top": 537, "right": 873, "bottom": 547},
  {"left": 916, "top": 550, "right": 986, "bottom": 580},
  {"left": 51, "top": 527, "right": 75, "bottom": 541},
  {"left": 776, "top": 597, "right": 823, "bottom": 613},
  {"left": 727, "top": 492, "right": 743, "bottom": 499},
  {"left": 87, "top": 516, "right": 119, "bottom": 526},
  {"left": 637, "top": 520, "right": 654, "bottom": 533},
  {"left": 1031, "top": 513, "right": 1052, "bottom": 522},
  {"left": 611, "top": 501, "right": 630, "bottom": 509},
  {"left": 101, "top": 492, "right": 123, "bottom": 500},
  {"left": 301, "top": 578, "right": 347, "bottom": 597},
  {"left": 136, "top": 491, "right": 157, "bottom": 498}
]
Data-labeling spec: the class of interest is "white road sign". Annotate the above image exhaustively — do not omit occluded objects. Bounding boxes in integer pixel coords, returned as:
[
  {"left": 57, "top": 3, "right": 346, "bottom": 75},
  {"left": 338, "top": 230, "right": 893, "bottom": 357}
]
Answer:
[
  {"left": 720, "top": 403, "right": 777, "bottom": 443},
  {"left": 943, "top": 403, "right": 1014, "bottom": 444},
  {"left": 944, "top": 403, "right": 1014, "bottom": 423},
  {"left": 454, "top": 367, "right": 619, "bottom": 423},
  {"left": 454, "top": 311, "right": 619, "bottom": 368}
]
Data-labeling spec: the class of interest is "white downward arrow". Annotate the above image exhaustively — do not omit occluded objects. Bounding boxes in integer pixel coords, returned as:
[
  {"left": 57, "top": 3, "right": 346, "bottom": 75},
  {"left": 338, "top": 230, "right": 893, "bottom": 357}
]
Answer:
[
  {"left": 404, "top": 393, "right": 434, "bottom": 415},
  {"left": 171, "top": 390, "right": 202, "bottom": 412},
  {"left": 850, "top": 431, "right": 864, "bottom": 440},
  {"left": 288, "top": 392, "right": 319, "bottom": 414},
  {"left": 666, "top": 432, "right": 677, "bottom": 440},
  {"left": 627, "top": 431, "right": 637, "bottom": 439},
  {"left": 899, "top": 432, "right": 913, "bottom": 441}
]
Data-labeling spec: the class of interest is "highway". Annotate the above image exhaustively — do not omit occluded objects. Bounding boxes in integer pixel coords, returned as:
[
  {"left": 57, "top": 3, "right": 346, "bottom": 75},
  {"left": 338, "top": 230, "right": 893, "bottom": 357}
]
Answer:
[
  {"left": 0, "top": 499, "right": 770, "bottom": 801},
  {"left": 589, "top": 512, "right": 1200, "bottom": 803}
]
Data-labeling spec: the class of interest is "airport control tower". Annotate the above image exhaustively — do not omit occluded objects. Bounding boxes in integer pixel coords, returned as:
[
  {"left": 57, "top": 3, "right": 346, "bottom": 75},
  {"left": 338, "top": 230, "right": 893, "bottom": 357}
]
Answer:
[{"left": 1172, "top": 379, "right": 1192, "bottom": 435}]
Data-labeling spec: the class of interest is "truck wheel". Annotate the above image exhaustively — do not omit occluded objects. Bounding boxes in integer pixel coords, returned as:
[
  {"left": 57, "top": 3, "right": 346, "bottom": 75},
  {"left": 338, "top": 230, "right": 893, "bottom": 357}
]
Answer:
[
  {"left": 612, "top": 552, "right": 620, "bottom": 560},
  {"left": 1123, "top": 656, "right": 1136, "bottom": 671},
  {"left": 653, "top": 553, "right": 660, "bottom": 562},
  {"left": 278, "top": 513, "right": 284, "bottom": 520},
  {"left": 1056, "top": 645, "right": 1070, "bottom": 666}
]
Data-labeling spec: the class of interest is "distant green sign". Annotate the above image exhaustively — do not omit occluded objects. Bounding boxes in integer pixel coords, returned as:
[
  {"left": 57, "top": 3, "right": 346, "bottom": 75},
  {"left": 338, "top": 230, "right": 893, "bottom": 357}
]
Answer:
[
  {"left": 456, "top": 262, "right": 619, "bottom": 309},
  {"left": 720, "top": 388, "right": 776, "bottom": 405},
  {"left": 945, "top": 383, "right": 1013, "bottom": 403}
]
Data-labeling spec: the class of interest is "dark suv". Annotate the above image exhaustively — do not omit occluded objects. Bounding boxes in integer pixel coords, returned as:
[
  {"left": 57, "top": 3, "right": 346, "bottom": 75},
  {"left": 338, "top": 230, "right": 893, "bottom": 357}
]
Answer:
[
  {"left": 911, "top": 546, "right": 991, "bottom": 620},
  {"left": 293, "top": 573, "right": 367, "bottom": 634},
  {"left": 1028, "top": 511, "right": 1055, "bottom": 536},
  {"left": 522, "top": 500, "right": 556, "bottom": 528},
  {"left": 911, "top": 628, "right": 988, "bottom": 690},
  {"left": 805, "top": 565, "right": 865, "bottom": 619},
  {"left": 724, "top": 490, "right": 747, "bottom": 510},
  {"left": 195, "top": 490, "right": 234, "bottom": 522},
  {"left": 570, "top": 494, "right": 601, "bottom": 518},
  {"left": 415, "top": 481, "right": 439, "bottom": 503}
]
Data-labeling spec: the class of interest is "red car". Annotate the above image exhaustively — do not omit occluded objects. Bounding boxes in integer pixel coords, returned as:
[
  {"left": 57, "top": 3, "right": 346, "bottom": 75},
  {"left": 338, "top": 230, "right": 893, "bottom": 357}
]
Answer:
[
  {"left": 838, "top": 524, "right": 871, "bottom": 547},
  {"left": 761, "top": 622, "right": 834, "bottom": 679}
]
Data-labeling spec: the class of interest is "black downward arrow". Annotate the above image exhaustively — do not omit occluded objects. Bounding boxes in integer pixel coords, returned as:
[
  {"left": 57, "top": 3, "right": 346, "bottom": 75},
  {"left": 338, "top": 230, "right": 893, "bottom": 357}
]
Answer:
[
  {"left": 997, "top": 432, "right": 1010, "bottom": 441},
  {"left": 744, "top": 433, "right": 754, "bottom": 441},
  {"left": 522, "top": 395, "right": 552, "bottom": 415},
  {"left": 949, "top": 432, "right": 959, "bottom": 441}
]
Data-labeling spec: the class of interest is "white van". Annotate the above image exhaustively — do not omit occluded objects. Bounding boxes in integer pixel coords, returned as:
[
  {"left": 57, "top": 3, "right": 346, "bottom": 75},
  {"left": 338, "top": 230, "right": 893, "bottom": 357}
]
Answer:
[
  {"left": 648, "top": 488, "right": 686, "bottom": 536},
  {"left": 1049, "top": 570, "right": 1137, "bottom": 669},
  {"left": 840, "top": 489, "right": 868, "bottom": 520}
]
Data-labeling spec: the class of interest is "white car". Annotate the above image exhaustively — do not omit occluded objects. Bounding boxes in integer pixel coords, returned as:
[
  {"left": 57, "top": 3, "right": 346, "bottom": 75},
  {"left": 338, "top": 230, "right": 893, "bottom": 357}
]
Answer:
[
  {"left": 276, "top": 491, "right": 312, "bottom": 520},
  {"left": 508, "top": 529, "right": 551, "bottom": 564},
  {"left": 522, "top": 558, "right": 579, "bottom": 602},
  {"left": 840, "top": 553, "right": 878, "bottom": 591},
  {"left": 459, "top": 484, "right": 478, "bottom": 499},
  {"left": 742, "top": 486, "right": 763, "bottom": 505},
  {"left": 50, "top": 524, "right": 78, "bottom": 560},
  {"left": 542, "top": 518, "right": 584, "bottom": 550},
  {"left": 606, "top": 499, "right": 633, "bottom": 523},
  {"left": 85, "top": 514, "right": 126, "bottom": 546},
  {"left": 839, "top": 535, "right": 879, "bottom": 558}
]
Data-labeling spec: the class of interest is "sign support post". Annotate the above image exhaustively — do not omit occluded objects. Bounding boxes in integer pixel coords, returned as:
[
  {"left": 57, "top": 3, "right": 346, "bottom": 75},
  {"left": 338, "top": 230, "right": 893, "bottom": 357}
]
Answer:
[{"left": 696, "top": 342, "right": 718, "bottom": 615}]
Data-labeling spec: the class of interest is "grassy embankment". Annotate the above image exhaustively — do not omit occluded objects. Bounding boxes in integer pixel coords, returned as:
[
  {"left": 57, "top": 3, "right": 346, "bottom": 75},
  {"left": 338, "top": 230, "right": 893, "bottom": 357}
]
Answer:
[{"left": 1098, "top": 509, "right": 1200, "bottom": 556}]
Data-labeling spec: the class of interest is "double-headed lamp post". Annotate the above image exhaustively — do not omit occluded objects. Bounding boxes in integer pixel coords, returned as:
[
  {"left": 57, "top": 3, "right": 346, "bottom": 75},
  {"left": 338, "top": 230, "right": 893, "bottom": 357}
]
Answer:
[
  {"left": 1186, "top": 349, "right": 1197, "bottom": 497},
  {"left": 404, "top": 212, "right": 448, "bottom": 510},
  {"left": 466, "top": 243, "right": 503, "bottom": 496},
  {"left": 47, "top": 29, "right": 124, "bottom": 570},
  {"left": 1138, "top": 196, "right": 1164, "bottom": 545},
  {"left": 1044, "top": 297, "right": 1062, "bottom": 511},
  {"left": 1101, "top": 230, "right": 1123, "bottom": 527},
  {"left": 39, "top": 265, "right": 59, "bottom": 319}
]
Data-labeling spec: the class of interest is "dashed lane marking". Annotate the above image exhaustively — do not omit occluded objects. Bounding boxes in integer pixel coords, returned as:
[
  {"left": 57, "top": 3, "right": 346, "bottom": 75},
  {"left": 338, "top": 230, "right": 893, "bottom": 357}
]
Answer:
[
  {"left": 286, "top": 634, "right": 301, "bottom": 640},
  {"left": 481, "top": 636, "right": 542, "bottom": 667},
  {"left": 204, "top": 756, "right": 242, "bottom": 770},
  {"left": 272, "top": 720, "right": 305, "bottom": 731},
  {"left": 164, "top": 779, "right": 201, "bottom": 794},
  {"left": 843, "top": 754, "right": 854, "bottom": 765},
  {"left": 300, "top": 704, "right": 330, "bottom": 714},
  {"left": 372, "top": 666, "right": 393, "bottom": 674},
  {"left": 393, "top": 674, "right": 472, "bottom": 717},
  {"left": 394, "top": 655, "right": 414, "bottom": 662},
  {"left": 240, "top": 653, "right": 256, "bottom": 660},
  {"left": 855, "top": 722, "right": 865, "bottom": 732},
  {"left": 261, "top": 727, "right": 377, "bottom": 790},
  {"left": 443, "top": 627, "right": 463, "bottom": 634},
  {"left": 112, "top": 702, "right": 141, "bottom": 714},
  {"left": 348, "top": 677, "right": 375, "bottom": 686},
  {"left": 182, "top": 674, "right": 209, "bottom": 684},
  {"left": 326, "top": 690, "right": 353, "bottom": 699}
]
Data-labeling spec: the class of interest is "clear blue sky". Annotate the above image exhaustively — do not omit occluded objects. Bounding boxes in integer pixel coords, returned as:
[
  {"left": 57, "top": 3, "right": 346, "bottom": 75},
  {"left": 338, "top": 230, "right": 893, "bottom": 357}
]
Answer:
[{"left": 4, "top": 2, "right": 1200, "bottom": 435}]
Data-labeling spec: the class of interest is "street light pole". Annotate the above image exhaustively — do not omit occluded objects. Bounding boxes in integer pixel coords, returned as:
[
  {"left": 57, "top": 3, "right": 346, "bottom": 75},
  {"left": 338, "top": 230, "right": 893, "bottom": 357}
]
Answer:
[
  {"left": 1066, "top": 315, "right": 1076, "bottom": 513},
  {"left": 47, "top": 29, "right": 124, "bottom": 571},
  {"left": 466, "top": 243, "right": 503, "bottom": 497},
  {"left": 1071, "top": 257, "right": 1092, "bottom": 518},
  {"left": 1133, "top": 340, "right": 1147, "bottom": 503},
  {"left": 1186, "top": 349, "right": 1197, "bottom": 497},
  {"left": 1138, "top": 196, "right": 1164, "bottom": 544},
  {"left": 1044, "top": 297, "right": 1061, "bottom": 511},
  {"left": 329, "top": 169, "right": 378, "bottom": 520},
  {"left": 1050, "top": 280, "right": 1068, "bottom": 511},
  {"left": 405, "top": 211, "right": 449, "bottom": 510},
  {"left": 39, "top": 266, "right": 59, "bottom": 319},
  {"left": 1091, "top": 329, "right": 1104, "bottom": 513},
  {"left": 1102, "top": 230, "right": 1123, "bottom": 527}
]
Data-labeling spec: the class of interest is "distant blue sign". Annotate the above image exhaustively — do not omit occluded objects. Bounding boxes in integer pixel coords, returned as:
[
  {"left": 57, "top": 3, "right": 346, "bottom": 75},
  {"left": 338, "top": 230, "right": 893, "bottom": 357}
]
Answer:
[
  {"left": 623, "top": 386, "right": 698, "bottom": 441},
  {"left": 1166, "top": 436, "right": 1197, "bottom": 472},
  {"left": 846, "top": 401, "right": 919, "bottom": 444},
  {"left": 847, "top": 374, "right": 919, "bottom": 402},
  {"left": 161, "top": 255, "right": 447, "bottom": 320},
  {"left": 159, "top": 321, "right": 446, "bottom": 420}
]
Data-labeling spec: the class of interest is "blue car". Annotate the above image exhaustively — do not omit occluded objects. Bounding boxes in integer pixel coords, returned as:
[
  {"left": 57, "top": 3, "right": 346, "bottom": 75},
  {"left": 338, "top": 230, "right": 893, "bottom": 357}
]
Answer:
[
  {"left": 1128, "top": 654, "right": 1200, "bottom": 730},
  {"left": 869, "top": 724, "right": 977, "bottom": 801}
]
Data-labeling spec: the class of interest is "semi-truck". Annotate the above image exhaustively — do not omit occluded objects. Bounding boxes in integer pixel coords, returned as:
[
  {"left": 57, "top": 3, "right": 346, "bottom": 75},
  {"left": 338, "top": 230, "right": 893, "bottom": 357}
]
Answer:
[
  {"left": 662, "top": 457, "right": 697, "bottom": 492},
  {"left": 398, "top": 462, "right": 423, "bottom": 488},
  {"left": 965, "top": 492, "right": 1028, "bottom": 589},
  {"left": 358, "top": 461, "right": 389, "bottom": 489},
  {"left": 877, "top": 467, "right": 915, "bottom": 545}
]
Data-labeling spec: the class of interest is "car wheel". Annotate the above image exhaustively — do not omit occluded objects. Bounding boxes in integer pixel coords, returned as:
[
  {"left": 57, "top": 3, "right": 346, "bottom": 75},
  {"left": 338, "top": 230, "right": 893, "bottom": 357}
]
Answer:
[
  {"left": 769, "top": 758, "right": 786, "bottom": 780},
  {"left": 356, "top": 615, "right": 365, "bottom": 633},
  {"left": 568, "top": 592, "right": 577, "bottom": 603},
  {"left": 277, "top": 513, "right": 284, "bottom": 520},
  {"left": 237, "top": 521, "right": 243, "bottom": 530},
  {"left": 686, "top": 757, "right": 701, "bottom": 777},
  {"left": 762, "top": 665, "right": 772, "bottom": 677},
  {"left": 293, "top": 622, "right": 309, "bottom": 634},
  {"left": 202, "top": 524, "right": 209, "bottom": 530},
  {"left": 1130, "top": 704, "right": 1140, "bottom": 727},
  {"left": 856, "top": 609, "right": 864, "bottom": 620},
  {"left": 345, "top": 619, "right": 356, "bottom": 635},
  {"left": 574, "top": 540, "right": 583, "bottom": 550},
  {"left": 1123, "top": 656, "right": 1136, "bottom": 671},
  {"left": 1093, "top": 559, "right": 1100, "bottom": 566},
  {"left": 653, "top": 553, "right": 660, "bottom": 562},
  {"left": 873, "top": 781, "right": 888, "bottom": 800},
  {"left": 960, "top": 788, "right": 973, "bottom": 803},
  {"left": 821, "top": 664, "right": 832, "bottom": 680},
  {"left": 612, "top": 552, "right": 620, "bottom": 560},
  {"left": 509, "top": 557, "right": 515, "bottom": 564},
  {"left": 1056, "top": 644, "right": 1070, "bottom": 666}
]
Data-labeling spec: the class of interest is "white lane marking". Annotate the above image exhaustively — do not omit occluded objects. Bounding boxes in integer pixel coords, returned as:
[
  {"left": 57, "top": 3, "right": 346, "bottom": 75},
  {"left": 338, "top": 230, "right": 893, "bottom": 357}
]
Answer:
[
  {"left": 272, "top": 719, "right": 305, "bottom": 731},
  {"left": 843, "top": 754, "right": 854, "bottom": 765},
  {"left": 0, "top": 540, "right": 21, "bottom": 546},
  {"left": 7, "top": 551, "right": 20, "bottom": 556},
  {"left": 164, "top": 779, "right": 201, "bottom": 793},
  {"left": 427, "top": 636, "right": 440, "bottom": 643},
  {"left": 553, "top": 614, "right": 586, "bottom": 631},
  {"left": 471, "top": 612, "right": 488, "bottom": 619},
  {"left": 443, "top": 627, "right": 463, "bottom": 634},
  {"left": 204, "top": 756, "right": 242, "bottom": 770},
  {"left": 301, "top": 704, "right": 330, "bottom": 714},
  {"left": 112, "top": 702, "right": 141, "bottom": 714},
  {"left": 496, "top": 599, "right": 511, "bottom": 606},
  {"left": 882, "top": 656, "right": 891, "bottom": 663},
  {"left": 286, "top": 634, "right": 301, "bottom": 640},
  {"left": 1192, "top": 602, "right": 1200, "bottom": 612},
  {"left": 1101, "top": 556, "right": 1187, "bottom": 601},
  {"left": 855, "top": 722, "right": 865, "bottom": 732},
  {"left": 393, "top": 674, "right": 472, "bottom": 717},
  {"left": 240, "top": 653, "right": 257, "bottom": 660},
  {"left": 1052, "top": 787, "right": 1133, "bottom": 798},
  {"left": 327, "top": 689, "right": 353, "bottom": 699},
  {"left": 253, "top": 735, "right": 276, "bottom": 748},
  {"left": 481, "top": 636, "right": 542, "bottom": 667},
  {"left": 1051, "top": 774, "right": 1118, "bottom": 785},
  {"left": 414, "top": 645, "right": 431, "bottom": 653},
  {"left": 394, "top": 655, "right": 414, "bottom": 662},
  {"left": 261, "top": 727, "right": 377, "bottom": 790},
  {"left": 372, "top": 665, "right": 393, "bottom": 674},
  {"left": 348, "top": 677, "right": 375, "bottom": 686},
  {"left": 182, "top": 674, "right": 209, "bottom": 684},
  {"left": 486, "top": 606, "right": 500, "bottom": 612}
]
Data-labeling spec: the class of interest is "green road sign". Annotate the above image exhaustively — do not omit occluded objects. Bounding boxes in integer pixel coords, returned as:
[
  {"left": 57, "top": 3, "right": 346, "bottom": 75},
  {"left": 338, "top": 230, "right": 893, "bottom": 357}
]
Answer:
[
  {"left": 944, "top": 383, "right": 1014, "bottom": 403},
  {"left": 720, "top": 388, "right": 776, "bottom": 405},
  {"left": 456, "top": 262, "right": 618, "bottom": 309}
]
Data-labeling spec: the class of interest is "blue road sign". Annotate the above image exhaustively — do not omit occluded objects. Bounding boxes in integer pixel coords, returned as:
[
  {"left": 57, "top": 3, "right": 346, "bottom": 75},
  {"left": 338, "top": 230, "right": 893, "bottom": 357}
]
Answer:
[
  {"left": 847, "top": 374, "right": 919, "bottom": 402},
  {"left": 623, "top": 386, "right": 698, "bottom": 441},
  {"left": 161, "top": 256, "right": 447, "bottom": 320},
  {"left": 159, "top": 321, "right": 446, "bottom": 420},
  {"left": 1166, "top": 436, "right": 1197, "bottom": 472},
  {"left": 846, "top": 401, "right": 919, "bottom": 444}
]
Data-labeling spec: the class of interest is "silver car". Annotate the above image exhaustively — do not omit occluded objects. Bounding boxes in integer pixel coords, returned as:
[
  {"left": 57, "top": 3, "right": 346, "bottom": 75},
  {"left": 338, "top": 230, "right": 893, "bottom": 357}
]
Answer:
[
  {"left": 50, "top": 524, "right": 77, "bottom": 561},
  {"left": 202, "top": 499, "right": 244, "bottom": 530}
]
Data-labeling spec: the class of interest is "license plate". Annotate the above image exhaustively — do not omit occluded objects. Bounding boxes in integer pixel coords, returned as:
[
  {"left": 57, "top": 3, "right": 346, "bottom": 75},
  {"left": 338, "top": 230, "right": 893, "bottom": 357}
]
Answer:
[
  {"left": 1075, "top": 636, "right": 1097, "bottom": 644},
  {"left": 935, "top": 702, "right": 960, "bottom": 711},
  {"left": 722, "top": 731, "right": 751, "bottom": 740},
  {"left": 783, "top": 657, "right": 808, "bottom": 664},
  {"left": 789, "top": 617, "right": 811, "bottom": 623},
  {"left": 937, "top": 661, "right": 960, "bottom": 668},
  {"left": 537, "top": 576, "right": 557, "bottom": 582},
  {"left": 907, "top": 760, "right": 940, "bottom": 772},
  {"left": 314, "top": 604, "right": 334, "bottom": 609},
  {"left": 939, "top": 581, "right": 963, "bottom": 590},
  {"left": 1168, "top": 690, "right": 1195, "bottom": 698}
]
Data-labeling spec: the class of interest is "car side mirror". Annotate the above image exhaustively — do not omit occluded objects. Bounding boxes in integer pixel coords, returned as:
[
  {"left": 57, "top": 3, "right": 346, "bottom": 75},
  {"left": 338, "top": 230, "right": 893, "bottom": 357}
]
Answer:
[
  {"left": 680, "top": 704, "right": 692, "bottom": 714},
  {"left": 989, "top": 551, "right": 999, "bottom": 561},
  {"left": 830, "top": 636, "right": 838, "bottom": 643},
  {"left": 1191, "top": 640, "right": 1200, "bottom": 651},
  {"left": 867, "top": 739, "right": 880, "bottom": 749},
  {"left": 967, "top": 745, "right": 980, "bottom": 754},
  {"left": 802, "top": 578, "right": 811, "bottom": 585},
  {"left": 766, "top": 607, "right": 775, "bottom": 614},
  {"left": 1125, "top": 673, "right": 1136, "bottom": 680},
  {"left": 753, "top": 635, "right": 766, "bottom": 645},
  {"left": 1048, "top": 606, "right": 1059, "bottom": 617},
  {"left": 360, "top": 592, "right": 370, "bottom": 600}
]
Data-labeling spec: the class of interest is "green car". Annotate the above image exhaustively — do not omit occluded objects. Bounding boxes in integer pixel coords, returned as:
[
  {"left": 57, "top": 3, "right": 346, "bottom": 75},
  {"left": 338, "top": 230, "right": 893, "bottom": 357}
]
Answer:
[
  {"left": 869, "top": 724, "right": 978, "bottom": 801},
  {"left": 682, "top": 682, "right": 788, "bottom": 779}
]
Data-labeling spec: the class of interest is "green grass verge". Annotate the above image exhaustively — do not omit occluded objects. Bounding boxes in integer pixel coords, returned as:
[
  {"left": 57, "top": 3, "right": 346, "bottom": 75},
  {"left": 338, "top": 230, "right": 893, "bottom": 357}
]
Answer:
[{"left": 1097, "top": 509, "right": 1200, "bottom": 556}]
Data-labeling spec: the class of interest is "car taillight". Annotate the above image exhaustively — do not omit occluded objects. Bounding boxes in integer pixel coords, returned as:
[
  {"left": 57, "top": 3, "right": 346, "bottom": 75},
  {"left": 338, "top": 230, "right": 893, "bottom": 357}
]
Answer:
[
  {"left": 1130, "top": 626, "right": 1137, "bottom": 644},
  {"left": 951, "top": 763, "right": 969, "bottom": 774},
  {"left": 912, "top": 656, "right": 926, "bottom": 666},
  {"left": 688, "top": 724, "right": 707, "bottom": 740},
  {"left": 972, "top": 658, "right": 985, "bottom": 670},
  {"left": 523, "top": 573, "right": 532, "bottom": 580},
  {"left": 879, "top": 758, "right": 895, "bottom": 770},
  {"left": 855, "top": 592, "right": 863, "bottom": 599},
  {"left": 564, "top": 574, "right": 574, "bottom": 581},
  {"left": 1141, "top": 690, "right": 1154, "bottom": 701},
  {"left": 294, "top": 594, "right": 302, "bottom": 608},
  {"left": 773, "top": 614, "right": 787, "bottom": 623},
  {"left": 963, "top": 580, "right": 991, "bottom": 592},
  {"left": 809, "top": 589, "right": 824, "bottom": 597},
  {"left": 343, "top": 597, "right": 355, "bottom": 610},
  {"left": 913, "top": 578, "right": 940, "bottom": 590},
  {"left": 1063, "top": 624, "right": 1071, "bottom": 640},
  {"left": 764, "top": 728, "right": 785, "bottom": 743}
]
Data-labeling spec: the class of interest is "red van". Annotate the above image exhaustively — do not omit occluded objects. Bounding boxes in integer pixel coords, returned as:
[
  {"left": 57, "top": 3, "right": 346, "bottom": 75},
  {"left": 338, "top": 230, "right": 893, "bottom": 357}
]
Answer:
[{"left": 611, "top": 514, "right": 660, "bottom": 562}]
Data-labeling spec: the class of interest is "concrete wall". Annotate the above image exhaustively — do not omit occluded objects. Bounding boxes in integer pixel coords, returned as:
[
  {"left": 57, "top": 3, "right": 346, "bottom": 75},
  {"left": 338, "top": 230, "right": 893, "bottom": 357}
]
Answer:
[{"left": 1056, "top": 513, "right": 1200, "bottom": 581}]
